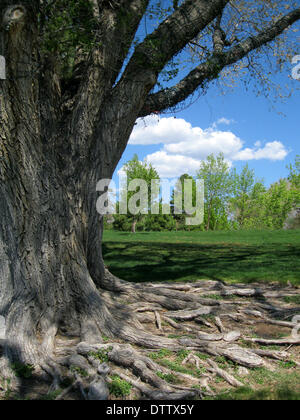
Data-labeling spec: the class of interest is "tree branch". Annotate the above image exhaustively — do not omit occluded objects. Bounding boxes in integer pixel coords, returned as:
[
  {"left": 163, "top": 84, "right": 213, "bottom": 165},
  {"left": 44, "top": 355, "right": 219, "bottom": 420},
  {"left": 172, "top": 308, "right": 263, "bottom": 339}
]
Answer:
[
  {"left": 120, "top": 0, "right": 229, "bottom": 80},
  {"left": 65, "top": 0, "right": 150, "bottom": 170},
  {"left": 139, "top": 7, "right": 300, "bottom": 117},
  {"left": 212, "top": 13, "right": 229, "bottom": 53},
  {"left": 86, "top": 0, "right": 230, "bottom": 172}
]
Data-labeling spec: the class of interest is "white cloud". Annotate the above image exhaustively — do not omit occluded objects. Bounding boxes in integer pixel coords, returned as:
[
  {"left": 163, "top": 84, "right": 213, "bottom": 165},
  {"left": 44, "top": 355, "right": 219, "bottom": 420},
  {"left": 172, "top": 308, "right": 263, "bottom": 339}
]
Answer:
[
  {"left": 216, "top": 117, "right": 234, "bottom": 125},
  {"left": 233, "top": 141, "right": 288, "bottom": 161},
  {"left": 164, "top": 129, "right": 243, "bottom": 160},
  {"left": 129, "top": 116, "right": 198, "bottom": 146},
  {"left": 211, "top": 117, "right": 235, "bottom": 129},
  {"left": 128, "top": 116, "right": 289, "bottom": 178},
  {"left": 145, "top": 151, "right": 202, "bottom": 178}
]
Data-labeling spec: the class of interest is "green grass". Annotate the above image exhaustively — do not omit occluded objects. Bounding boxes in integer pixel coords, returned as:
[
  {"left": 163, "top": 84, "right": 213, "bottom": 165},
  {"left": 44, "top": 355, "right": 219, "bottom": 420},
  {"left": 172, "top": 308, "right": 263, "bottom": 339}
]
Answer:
[
  {"left": 283, "top": 295, "right": 300, "bottom": 304},
  {"left": 88, "top": 347, "right": 111, "bottom": 364},
  {"left": 209, "top": 368, "right": 300, "bottom": 400},
  {"left": 40, "top": 390, "right": 62, "bottom": 401},
  {"left": 103, "top": 229, "right": 300, "bottom": 285},
  {"left": 206, "top": 385, "right": 300, "bottom": 401},
  {"left": 108, "top": 375, "right": 132, "bottom": 398},
  {"left": 11, "top": 363, "right": 34, "bottom": 379},
  {"left": 70, "top": 366, "right": 89, "bottom": 378},
  {"left": 156, "top": 371, "right": 182, "bottom": 384},
  {"left": 147, "top": 353, "right": 205, "bottom": 378}
]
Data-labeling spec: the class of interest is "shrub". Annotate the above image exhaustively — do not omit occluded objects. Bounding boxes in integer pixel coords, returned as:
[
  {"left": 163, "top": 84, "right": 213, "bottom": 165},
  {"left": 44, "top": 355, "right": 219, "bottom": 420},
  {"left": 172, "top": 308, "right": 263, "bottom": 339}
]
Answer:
[{"left": 108, "top": 375, "right": 132, "bottom": 397}]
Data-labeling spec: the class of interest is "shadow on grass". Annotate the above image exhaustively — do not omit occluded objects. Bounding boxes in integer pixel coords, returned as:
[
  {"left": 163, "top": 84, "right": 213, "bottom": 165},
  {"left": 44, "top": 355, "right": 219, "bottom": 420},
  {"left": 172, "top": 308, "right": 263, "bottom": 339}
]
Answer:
[{"left": 102, "top": 240, "right": 300, "bottom": 285}]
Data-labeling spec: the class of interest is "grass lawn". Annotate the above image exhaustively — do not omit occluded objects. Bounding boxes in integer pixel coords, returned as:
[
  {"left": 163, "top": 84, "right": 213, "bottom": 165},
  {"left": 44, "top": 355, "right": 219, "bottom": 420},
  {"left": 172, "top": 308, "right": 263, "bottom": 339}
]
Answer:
[{"left": 102, "top": 230, "right": 300, "bottom": 286}]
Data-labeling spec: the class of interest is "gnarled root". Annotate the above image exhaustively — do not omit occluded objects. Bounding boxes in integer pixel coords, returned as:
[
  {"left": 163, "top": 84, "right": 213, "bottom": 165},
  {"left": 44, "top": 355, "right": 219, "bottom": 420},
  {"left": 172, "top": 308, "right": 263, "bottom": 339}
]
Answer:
[{"left": 1, "top": 278, "right": 299, "bottom": 400}]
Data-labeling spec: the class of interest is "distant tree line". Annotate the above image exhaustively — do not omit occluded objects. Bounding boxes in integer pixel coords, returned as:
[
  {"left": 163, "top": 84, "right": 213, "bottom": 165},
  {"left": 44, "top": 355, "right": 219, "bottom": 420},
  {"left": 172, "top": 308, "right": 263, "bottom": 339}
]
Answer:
[{"left": 104, "top": 154, "right": 300, "bottom": 232}]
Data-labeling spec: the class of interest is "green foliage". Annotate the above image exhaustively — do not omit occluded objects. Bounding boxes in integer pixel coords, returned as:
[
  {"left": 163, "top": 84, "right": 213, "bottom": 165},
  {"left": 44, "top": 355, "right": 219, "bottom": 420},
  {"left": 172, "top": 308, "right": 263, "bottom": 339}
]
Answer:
[
  {"left": 111, "top": 155, "right": 300, "bottom": 233},
  {"left": 287, "top": 155, "right": 300, "bottom": 189},
  {"left": 113, "top": 210, "right": 176, "bottom": 232},
  {"left": 176, "top": 349, "right": 190, "bottom": 362},
  {"left": 206, "top": 385, "right": 300, "bottom": 401},
  {"left": 154, "top": 358, "right": 203, "bottom": 378},
  {"left": 108, "top": 375, "right": 132, "bottom": 398},
  {"left": 88, "top": 344, "right": 113, "bottom": 364},
  {"left": 215, "top": 356, "right": 229, "bottom": 366},
  {"left": 206, "top": 367, "right": 300, "bottom": 400},
  {"left": 41, "top": 0, "right": 97, "bottom": 78},
  {"left": 11, "top": 362, "right": 34, "bottom": 379},
  {"left": 197, "top": 153, "right": 235, "bottom": 231},
  {"left": 88, "top": 347, "right": 111, "bottom": 364},
  {"left": 144, "top": 213, "right": 176, "bottom": 231},
  {"left": 279, "top": 360, "right": 297, "bottom": 369},
  {"left": 70, "top": 365, "right": 89, "bottom": 378},
  {"left": 156, "top": 371, "right": 181, "bottom": 384},
  {"left": 148, "top": 349, "right": 173, "bottom": 360},
  {"left": 116, "top": 154, "right": 160, "bottom": 232},
  {"left": 230, "top": 164, "right": 255, "bottom": 227},
  {"left": 170, "top": 174, "right": 197, "bottom": 228},
  {"left": 283, "top": 295, "right": 300, "bottom": 305},
  {"left": 195, "top": 352, "right": 210, "bottom": 361},
  {"left": 40, "top": 390, "right": 62, "bottom": 400},
  {"left": 242, "top": 179, "right": 297, "bottom": 230}
]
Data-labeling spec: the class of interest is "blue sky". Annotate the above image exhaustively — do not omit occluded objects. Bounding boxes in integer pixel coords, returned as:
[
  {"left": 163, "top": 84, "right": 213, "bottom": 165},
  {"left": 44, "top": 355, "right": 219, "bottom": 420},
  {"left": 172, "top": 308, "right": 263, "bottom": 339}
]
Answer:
[
  {"left": 114, "top": 71, "right": 299, "bottom": 187},
  {"left": 112, "top": 2, "right": 300, "bottom": 188}
]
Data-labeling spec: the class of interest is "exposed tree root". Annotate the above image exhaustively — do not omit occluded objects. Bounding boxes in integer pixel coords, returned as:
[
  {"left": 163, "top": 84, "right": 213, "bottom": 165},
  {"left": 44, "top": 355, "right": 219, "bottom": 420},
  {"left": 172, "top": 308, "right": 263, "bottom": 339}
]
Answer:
[
  {"left": 206, "top": 359, "right": 243, "bottom": 387},
  {"left": 1, "top": 278, "right": 299, "bottom": 400}
]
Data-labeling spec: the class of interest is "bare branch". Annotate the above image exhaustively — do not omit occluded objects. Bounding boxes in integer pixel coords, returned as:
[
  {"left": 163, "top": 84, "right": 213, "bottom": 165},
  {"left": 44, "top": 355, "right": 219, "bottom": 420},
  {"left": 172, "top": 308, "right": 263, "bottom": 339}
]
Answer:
[
  {"left": 120, "top": 0, "right": 229, "bottom": 80},
  {"left": 102, "top": 0, "right": 230, "bottom": 163},
  {"left": 139, "top": 7, "right": 300, "bottom": 117}
]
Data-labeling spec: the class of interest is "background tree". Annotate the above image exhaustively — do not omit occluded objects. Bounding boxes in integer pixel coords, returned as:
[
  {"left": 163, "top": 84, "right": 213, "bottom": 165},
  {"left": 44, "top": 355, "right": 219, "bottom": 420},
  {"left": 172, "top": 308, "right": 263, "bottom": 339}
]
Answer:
[
  {"left": 118, "top": 154, "right": 160, "bottom": 233},
  {"left": 241, "top": 182, "right": 267, "bottom": 229},
  {"left": 285, "top": 155, "right": 300, "bottom": 228},
  {"left": 170, "top": 174, "right": 197, "bottom": 230},
  {"left": 144, "top": 211, "right": 176, "bottom": 231},
  {"left": 241, "top": 176, "right": 298, "bottom": 230},
  {"left": 263, "top": 179, "right": 296, "bottom": 229},
  {"left": 287, "top": 155, "right": 300, "bottom": 190},
  {"left": 231, "top": 164, "right": 256, "bottom": 228},
  {"left": 196, "top": 153, "right": 234, "bottom": 230},
  {"left": 0, "top": 0, "right": 300, "bottom": 386}
]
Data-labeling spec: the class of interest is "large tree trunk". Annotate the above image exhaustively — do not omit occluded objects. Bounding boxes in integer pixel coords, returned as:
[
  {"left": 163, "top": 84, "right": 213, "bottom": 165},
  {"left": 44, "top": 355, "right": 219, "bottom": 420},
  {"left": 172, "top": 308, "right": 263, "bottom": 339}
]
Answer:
[
  {"left": 0, "top": 2, "right": 170, "bottom": 371},
  {"left": 0, "top": 2, "right": 120, "bottom": 365}
]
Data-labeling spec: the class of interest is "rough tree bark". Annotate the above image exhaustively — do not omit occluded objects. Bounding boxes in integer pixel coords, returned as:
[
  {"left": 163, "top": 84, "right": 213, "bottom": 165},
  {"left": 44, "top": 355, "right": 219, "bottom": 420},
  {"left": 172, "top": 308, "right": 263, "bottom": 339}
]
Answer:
[{"left": 0, "top": 0, "right": 299, "bottom": 398}]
